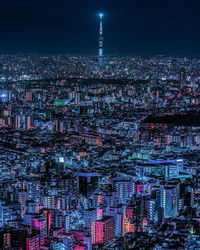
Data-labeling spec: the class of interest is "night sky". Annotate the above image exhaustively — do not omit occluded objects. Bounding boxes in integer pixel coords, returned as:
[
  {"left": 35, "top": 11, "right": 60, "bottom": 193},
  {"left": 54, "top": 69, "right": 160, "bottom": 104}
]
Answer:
[{"left": 1, "top": 0, "right": 200, "bottom": 55}]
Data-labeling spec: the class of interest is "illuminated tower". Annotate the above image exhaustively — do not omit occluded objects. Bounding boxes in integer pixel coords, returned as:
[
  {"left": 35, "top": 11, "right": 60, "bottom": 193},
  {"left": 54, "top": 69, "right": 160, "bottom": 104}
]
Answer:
[{"left": 98, "top": 13, "right": 103, "bottom": 68}]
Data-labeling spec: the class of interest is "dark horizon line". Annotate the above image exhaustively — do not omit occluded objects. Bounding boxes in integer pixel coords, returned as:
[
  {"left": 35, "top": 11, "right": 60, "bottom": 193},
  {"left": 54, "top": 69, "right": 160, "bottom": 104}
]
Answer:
[{"left": 0, "top": 52, "right": 200, "bottom": 58}]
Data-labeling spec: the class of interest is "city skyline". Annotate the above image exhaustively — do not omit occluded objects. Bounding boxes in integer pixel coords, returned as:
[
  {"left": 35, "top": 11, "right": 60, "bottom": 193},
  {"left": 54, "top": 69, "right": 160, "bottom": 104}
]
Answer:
[{"left": 1, "top": 1, "right": 200, "bottom": 249}]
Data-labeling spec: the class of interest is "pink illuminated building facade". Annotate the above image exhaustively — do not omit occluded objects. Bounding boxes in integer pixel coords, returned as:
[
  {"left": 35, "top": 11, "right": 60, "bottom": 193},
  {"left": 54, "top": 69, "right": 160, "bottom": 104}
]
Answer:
[{"left": 95, "top": 216, "right": 115, "bottom": 245}]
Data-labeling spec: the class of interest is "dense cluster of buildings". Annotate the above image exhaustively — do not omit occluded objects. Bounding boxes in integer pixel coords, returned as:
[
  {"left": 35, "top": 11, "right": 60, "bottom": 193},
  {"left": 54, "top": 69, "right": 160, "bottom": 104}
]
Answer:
[
  {"left": 0, "top": 56, "right": 200, "bottom": 249},
  {"left": 0, "top": 55, "right": 200, "bottom": 81}
]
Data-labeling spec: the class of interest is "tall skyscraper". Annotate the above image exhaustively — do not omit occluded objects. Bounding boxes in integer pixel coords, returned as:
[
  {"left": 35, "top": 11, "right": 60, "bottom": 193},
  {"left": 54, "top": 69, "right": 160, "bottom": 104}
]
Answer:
[
  {"left": 179, "top": 67, "right": 186, "bottom": 84},
  {"left": 77, "top": 172, "right": 98, "bottom": 197},
  {"left": 160, "top": 184, "right": 179, "bottom": 219},
  {"left": 98, "top": 13, "right": 103, "bottom": 68},
  {"left": 95, "top": 216, "right": 115, "bottom": 245},
  {"left": 84, "top": 208, "right": 97, "bottom": 243}
]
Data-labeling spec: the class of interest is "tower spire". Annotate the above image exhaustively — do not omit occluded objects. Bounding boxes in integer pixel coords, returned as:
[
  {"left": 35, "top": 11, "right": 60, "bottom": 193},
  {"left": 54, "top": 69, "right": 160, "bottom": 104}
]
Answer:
[{"left": 98, "top": 13, "right": 103, "bottom": 68}]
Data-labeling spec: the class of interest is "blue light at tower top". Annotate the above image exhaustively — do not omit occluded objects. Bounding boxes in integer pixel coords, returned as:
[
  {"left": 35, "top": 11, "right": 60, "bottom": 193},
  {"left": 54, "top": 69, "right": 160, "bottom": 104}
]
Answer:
[{"left": 99, "top": 13, "right": 103, "bottom": 18}]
